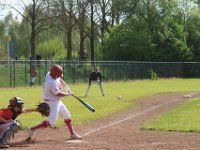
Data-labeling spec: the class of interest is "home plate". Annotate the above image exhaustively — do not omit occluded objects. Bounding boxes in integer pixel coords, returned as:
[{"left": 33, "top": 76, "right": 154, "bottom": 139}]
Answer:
[
  {"left": 66, "top": 140, "right": 88, "bottom": 144},
  {"left": 182, "top": 95, "right": 191, "bottom": 98}
]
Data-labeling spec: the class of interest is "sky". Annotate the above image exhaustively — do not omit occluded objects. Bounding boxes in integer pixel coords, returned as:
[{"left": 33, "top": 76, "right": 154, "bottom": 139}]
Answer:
[{"left": 0, "top": 0, "right": 29, "bottom": 21}]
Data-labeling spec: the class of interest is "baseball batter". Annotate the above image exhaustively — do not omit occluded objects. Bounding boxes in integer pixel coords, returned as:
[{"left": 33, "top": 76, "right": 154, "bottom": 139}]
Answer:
[{"left": 26, "top": 64, "right": 83, "bottom": 142}]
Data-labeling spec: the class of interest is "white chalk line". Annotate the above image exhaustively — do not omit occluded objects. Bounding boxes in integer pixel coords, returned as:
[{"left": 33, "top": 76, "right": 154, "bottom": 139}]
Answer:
[{"left": 83, "top": 92, "right": 198, "bottom": 137}]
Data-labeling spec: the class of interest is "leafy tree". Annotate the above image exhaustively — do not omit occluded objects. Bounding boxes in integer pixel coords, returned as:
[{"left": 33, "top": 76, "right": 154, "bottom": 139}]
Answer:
[
  {"left": 101, "top": 16, "right": 155, "bottom": 61},
  {"left": 135, "top": 0, "right": 191, "bottom": 61},
  {"left": 0, "top": 21, "right": 6, "bottom": 59},
  {"left": 154, "top": 19, "right": 191, "bottom": 61},
  {"left": 52, "top": 0, "right": 77, "bottom": 60},
  {"left": 15, "top": 18, "right": 30, "bottom": 59},
  {"left": 12, "top": 0, "right": 53, "bottom": 61},
  {"left": 37, "top": 37, "right": 66, "bottom": 60},
  {"left": 1, "top": 0, "right": 199, "bottom": 62},
  {"left": 101, "top": 0, "right": 192, "bottom": 62},
  {"left": 3, "top": 13, "right": 22, "bottom": 60},
  {"left": 76, "top": 0, "right": 90, "bottom": 60},
  {"left": 186, "top": 10, "right": 200, "bottom": 61}
]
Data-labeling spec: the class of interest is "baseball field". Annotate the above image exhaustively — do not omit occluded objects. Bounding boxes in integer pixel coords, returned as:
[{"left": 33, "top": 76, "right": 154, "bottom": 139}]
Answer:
[{"left": 2, "top": 78, "right": 200, "bottom": 149}]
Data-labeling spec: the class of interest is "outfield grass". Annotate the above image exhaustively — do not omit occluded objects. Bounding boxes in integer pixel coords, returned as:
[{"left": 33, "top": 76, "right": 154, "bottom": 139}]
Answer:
[
  {"left": 142, "top": 98, "right": 200, "bottom": 133},
  {"left": 1, "top": 78, "right": 200, "bottom": 130}
]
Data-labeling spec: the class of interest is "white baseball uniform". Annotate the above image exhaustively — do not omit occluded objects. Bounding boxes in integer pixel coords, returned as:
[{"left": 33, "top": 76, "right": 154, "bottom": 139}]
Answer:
[{"left": 43, "top": 72, "right": 71, "bottom": 126}]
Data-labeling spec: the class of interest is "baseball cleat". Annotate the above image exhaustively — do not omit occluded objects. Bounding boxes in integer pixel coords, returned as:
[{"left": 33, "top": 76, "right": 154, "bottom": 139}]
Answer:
[
  {"left": 26, "top": 127, "right": 36, "bottom": 142},
  {"left": 0, "top": 143, "right": 10, "bottom": 148},
  {"left": 0, "top": 138, "right": 10, "bottom": 148},
  {"left": 0, "top": 140, "right": 10, "bottom": 148},
  {"left": 70, "top": 132, "right": 83, "bottom": 140},
  {"left": 25, "top": 137, "right": 36, "bottom": 142}
]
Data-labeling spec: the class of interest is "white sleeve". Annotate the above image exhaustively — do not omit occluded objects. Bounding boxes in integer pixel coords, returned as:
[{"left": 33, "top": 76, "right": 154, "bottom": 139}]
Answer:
[{"left": 49, "top": 81, "right": 60, "bottom": 96}]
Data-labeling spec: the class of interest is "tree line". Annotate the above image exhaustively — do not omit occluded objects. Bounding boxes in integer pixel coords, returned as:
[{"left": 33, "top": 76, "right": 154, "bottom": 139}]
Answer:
[{"left": 0, "top": 0, "right": 200, "bottom": 62}]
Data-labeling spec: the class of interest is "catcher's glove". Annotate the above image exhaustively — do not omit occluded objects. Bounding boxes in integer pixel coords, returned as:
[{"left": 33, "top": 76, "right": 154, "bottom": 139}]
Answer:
[{"left": 36, "top": 102, "right": 50, "bottom": 117}]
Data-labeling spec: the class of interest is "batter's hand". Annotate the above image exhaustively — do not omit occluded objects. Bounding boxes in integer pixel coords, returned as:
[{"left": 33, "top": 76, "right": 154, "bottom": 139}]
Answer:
[{"left": 68, "top": 92, "right": 73, "bottom": 96}]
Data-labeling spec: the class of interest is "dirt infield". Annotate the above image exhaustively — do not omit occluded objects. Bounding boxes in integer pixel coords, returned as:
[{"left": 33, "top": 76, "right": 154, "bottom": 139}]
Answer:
[{"left": 9, "top": 92, "right": 200, "bottom": 150}]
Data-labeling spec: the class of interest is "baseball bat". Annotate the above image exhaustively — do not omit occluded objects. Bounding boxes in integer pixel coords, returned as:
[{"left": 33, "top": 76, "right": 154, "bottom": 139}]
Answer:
[
  {"left": 60, "top": 79, "right": 95, "bottom": 112},
  {"left": 73, "top": 95, "right": 95, "bottom": 112}
]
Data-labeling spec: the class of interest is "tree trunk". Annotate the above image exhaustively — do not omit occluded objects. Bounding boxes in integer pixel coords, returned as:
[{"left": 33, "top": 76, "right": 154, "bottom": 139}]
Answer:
[
  {"left": 31, "top": 1, "right": 36, "bottom": 61},
  {"left": 90, "top": 0, "right": 95, "bottom": 61},
  {"left": 67, "top": 31, "right": 72, "bottom": 60},
  {"left": 79, "top": 28, "right": 85, "bottom": 60},
  {"left": 100, "top": 0, "right": 106, "bottom": 45},
  {"left": 31, "top": 26, "right": 36, "bottom": 61},
  {"left": 79, "top": 6, "right": 86, "bottom": 61}
]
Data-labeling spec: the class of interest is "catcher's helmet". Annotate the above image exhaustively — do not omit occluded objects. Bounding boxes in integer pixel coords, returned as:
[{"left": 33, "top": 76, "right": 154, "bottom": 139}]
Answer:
[
  {"left": 9, "top": 97, "right": 24, "bottom": 110},
  {"left": 9, "top": 97, "right": 24, "bottom": 107},
  {"left": 50, "top": 65, "right": 63, "bottom": 79},
  {"left": 9, "top": 97, "right": 24, "bottom": 115}
]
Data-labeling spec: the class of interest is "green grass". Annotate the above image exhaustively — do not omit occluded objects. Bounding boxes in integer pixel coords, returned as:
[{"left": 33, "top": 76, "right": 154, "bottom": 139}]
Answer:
[
  {"left": 1, "top": 78, "right": 200, "bottom": 130},
  {"left": 142, "top": 98, "right": 200, "bottom": 132}
]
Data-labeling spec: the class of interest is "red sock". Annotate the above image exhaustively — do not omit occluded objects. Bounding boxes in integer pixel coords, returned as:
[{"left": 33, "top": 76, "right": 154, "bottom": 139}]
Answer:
[
  {"left": 31, "top": 121, "right": 50, "bottom": 131},
  {"left": 64, "top": 119, "right": 74, "bottom": 135}
]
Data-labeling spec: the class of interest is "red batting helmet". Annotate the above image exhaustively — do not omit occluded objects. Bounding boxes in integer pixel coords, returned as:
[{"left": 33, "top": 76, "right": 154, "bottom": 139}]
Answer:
[{"left": 50, "top": 65, "right": 63, "bottom": 79}]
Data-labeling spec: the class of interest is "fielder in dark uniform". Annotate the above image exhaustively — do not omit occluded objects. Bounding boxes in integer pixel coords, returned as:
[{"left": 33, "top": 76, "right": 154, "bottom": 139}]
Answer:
[{"left": 85, "top": 66, "right": 105, "bottom": 97}]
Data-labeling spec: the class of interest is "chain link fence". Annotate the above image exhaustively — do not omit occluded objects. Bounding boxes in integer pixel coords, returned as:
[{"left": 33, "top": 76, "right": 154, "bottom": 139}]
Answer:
[{"left": 0, "top": 60, "right": 200, "bottom": 87}]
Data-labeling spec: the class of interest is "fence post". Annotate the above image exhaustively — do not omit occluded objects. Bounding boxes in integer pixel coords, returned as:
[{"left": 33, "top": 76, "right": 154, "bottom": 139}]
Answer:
[
  {"left": 13, "top": 61, "right": 16, "bottom": 88},
  {"left": 45, "top": 61, "right": 47, "bottom": 75},
  {"left": 9, "top": 61, "right": 12, "bottom": 87},
  {"left": 38, "top": 62, "right": 41, "bottom": 85},
  {"left": 73, "top": 61, "right": 76, "bottom": 85},
  {"left": 25, "top": 62, "right": 27, "bottom": 86}
]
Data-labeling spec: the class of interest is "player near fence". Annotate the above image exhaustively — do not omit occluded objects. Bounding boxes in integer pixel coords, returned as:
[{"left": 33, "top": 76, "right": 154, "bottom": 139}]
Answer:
[
  {"left": 85, "top": 66, "right": 105, "bottom": 97},
  {"left": 26, "top": 64, "right": 83, "bottom": 142},
  {"left": 30, "top": 68, "right": 37, "bottom": 86}
]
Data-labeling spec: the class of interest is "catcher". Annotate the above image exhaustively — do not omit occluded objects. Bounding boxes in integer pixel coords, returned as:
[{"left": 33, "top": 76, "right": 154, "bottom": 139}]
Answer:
[{"left": 0, "top": 97, "right": 50, "bottom": 148}]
